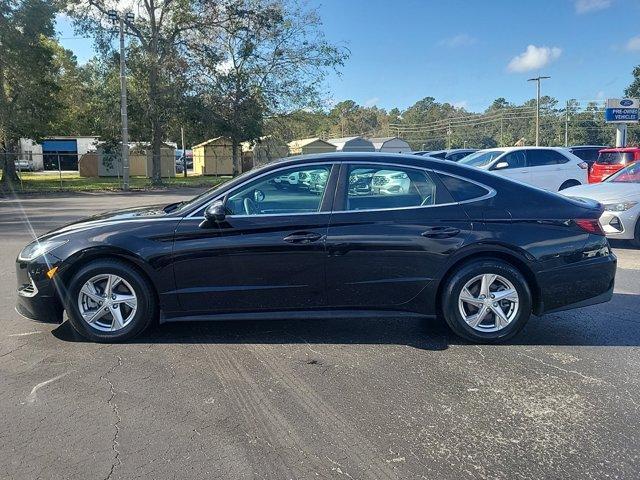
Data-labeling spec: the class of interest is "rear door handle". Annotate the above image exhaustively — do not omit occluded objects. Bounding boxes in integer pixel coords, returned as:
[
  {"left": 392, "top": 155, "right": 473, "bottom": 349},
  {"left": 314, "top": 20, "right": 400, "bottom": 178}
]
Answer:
[
  {"left": 421, "top": 226, "right": 460, "bottom": 238},
  {"left": 283, "top": 232, "right": 323, "bottom": 244}
]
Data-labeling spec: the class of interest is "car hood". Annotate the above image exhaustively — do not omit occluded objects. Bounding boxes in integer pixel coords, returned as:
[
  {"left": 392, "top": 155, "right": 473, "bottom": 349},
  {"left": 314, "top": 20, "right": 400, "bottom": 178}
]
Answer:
[
  {"left": 562, "top": 182, "right": 640, "bottom": 203},
  {"left": 42, "top": 204, "right": 176, "bottom": 240}
]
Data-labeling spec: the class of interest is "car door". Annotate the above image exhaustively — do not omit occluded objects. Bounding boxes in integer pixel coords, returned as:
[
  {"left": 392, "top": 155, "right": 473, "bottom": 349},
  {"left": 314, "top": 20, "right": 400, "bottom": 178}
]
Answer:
[
  {"left": 525, "top": 149, "right": 565, "bottom": 190},
  {"left": 490, "top": 150, "right": 531, "bottom": 185},
  {"left": 325, "top": 162, "right": 472, "bottom": 308},
  {"left": 172, "top": 163, "right": 338, "bottom": 314}
]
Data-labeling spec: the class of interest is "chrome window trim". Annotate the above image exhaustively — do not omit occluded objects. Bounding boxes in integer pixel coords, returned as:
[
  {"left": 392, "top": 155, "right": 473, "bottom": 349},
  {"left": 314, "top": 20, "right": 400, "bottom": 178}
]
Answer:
[{"left": 183, "top": 160, "right": 496, "bottom": 220}]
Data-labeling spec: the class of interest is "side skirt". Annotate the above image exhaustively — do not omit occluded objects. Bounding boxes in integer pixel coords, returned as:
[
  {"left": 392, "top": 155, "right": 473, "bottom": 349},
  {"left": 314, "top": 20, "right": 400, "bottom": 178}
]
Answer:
[{"left": 160, "top": 309, "right": 434, "bottom": 324}]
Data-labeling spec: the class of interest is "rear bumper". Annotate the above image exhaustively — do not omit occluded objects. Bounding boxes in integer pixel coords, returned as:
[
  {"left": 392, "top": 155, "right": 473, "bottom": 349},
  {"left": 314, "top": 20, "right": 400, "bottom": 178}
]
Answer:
[{"left": 537, "top": 250, "right": 616, "bottom": 314}]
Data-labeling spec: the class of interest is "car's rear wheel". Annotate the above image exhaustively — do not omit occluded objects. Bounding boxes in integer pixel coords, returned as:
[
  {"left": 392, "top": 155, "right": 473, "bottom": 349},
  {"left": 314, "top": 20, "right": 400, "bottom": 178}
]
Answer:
[
  {"left": 65, "top": 259, "right": 157, "bottom": 342},
  {"left": 559, "top": 179, "right": 581, "bottom": 190},
  {"left": 441, "top": 259, "right": 532, "bottom": 343}
]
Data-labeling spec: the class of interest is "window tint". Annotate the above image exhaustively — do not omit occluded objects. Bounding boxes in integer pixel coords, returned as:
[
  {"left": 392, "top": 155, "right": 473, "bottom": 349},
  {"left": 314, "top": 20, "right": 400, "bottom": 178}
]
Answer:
[
  {"left": 571, "top": 148, "right": 600, "bottom": 163},
  {"left": 459, "top": 150, "right": 503, "bottom": 167},
  {"left": 437, "top": 174, "right": 490, "bottom": 202},
  {"left": 527, "top": 149, "right": 569, "bottom": 167},
  {"left": 345, "top": 165, "right": 446, "bottom": 211},
  {"left": 597, "top": 152, "right": 634, "bottom": 165},
  {"left": 226, "top": 164, "right": 331, "bottom": 216},
  {"left": 494, "top": 151, "right": 526, "bottom": 169}
]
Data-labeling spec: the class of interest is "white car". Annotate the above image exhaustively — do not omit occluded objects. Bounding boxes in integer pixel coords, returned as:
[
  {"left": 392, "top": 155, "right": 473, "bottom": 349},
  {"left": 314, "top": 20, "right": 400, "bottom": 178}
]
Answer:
[
  {"left": 371, "top": 170, "right": 411, "bottom": 195},
  {"left": 562, "top": 161, "right": 640, "bottom": 246},
  {"left": 459, "top": 147, "right": 588, "bottom": 191}
]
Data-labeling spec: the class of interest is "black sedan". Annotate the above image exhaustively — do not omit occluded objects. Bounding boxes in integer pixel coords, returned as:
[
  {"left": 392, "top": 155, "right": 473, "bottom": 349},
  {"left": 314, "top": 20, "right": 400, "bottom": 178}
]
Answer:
[{"left": 16, "top": 153, "right": 616, "bottom": 343}]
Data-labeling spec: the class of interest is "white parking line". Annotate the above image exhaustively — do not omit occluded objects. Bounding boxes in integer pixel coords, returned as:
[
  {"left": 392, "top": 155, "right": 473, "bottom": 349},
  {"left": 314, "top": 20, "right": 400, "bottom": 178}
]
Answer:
[
  {"left": 26, "top": 372, "right": 70, "bottom": 404},
  {"left": 8, "top": 331, "right": 42, "bottom": 337}
]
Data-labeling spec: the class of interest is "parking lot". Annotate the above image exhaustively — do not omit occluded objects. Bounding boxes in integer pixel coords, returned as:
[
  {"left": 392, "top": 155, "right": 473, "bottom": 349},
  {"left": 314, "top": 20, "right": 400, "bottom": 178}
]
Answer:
[{"left": 1, "top": 190, "right": 639, "bottom": 480}]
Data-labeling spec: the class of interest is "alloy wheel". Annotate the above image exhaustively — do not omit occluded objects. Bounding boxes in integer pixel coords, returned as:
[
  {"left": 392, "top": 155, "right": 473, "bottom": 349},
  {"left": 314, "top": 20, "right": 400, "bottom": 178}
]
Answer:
[
  {"left": 458, "top": 273, "right": 519, "bottom": 333},
  {"left": 77, "top": 274, "right": 138, "bottom": 332}
]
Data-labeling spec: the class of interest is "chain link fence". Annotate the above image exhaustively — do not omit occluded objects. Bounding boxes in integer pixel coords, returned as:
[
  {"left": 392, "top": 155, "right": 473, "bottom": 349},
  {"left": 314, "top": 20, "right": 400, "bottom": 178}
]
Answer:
[{"left": 0, "top": 151, "right": 200, "bottom": 192}]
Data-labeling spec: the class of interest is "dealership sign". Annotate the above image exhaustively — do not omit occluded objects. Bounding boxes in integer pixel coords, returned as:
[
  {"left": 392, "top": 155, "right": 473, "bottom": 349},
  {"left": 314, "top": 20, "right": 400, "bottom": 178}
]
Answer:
[{"left": 604, "top": 98, "right": 639, "bottom": 123}]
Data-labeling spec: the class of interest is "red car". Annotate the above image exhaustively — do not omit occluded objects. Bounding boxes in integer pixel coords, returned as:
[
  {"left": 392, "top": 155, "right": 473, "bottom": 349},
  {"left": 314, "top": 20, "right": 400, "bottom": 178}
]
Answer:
[{"left": 589, "top": 147, "right": 640, "bottom": 183}]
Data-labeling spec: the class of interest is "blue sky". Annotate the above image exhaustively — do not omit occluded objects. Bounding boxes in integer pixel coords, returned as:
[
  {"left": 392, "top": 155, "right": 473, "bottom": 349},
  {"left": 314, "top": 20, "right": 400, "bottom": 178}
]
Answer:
[{"left": 57, "top": 0, "right": 640, "bottom": 112}]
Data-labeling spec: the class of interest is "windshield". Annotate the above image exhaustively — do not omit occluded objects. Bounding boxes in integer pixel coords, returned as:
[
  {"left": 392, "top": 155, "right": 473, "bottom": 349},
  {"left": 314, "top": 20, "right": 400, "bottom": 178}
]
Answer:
[
  {"left": 459, "top": 150, "right": 504, "bottom": 168},
  {"left": 606, "top": 161, "right": 640, "bottom": 183}
]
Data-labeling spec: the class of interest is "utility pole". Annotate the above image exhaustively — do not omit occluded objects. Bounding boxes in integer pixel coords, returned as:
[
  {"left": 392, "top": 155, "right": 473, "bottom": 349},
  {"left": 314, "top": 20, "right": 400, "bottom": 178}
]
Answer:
[
  {"left": 564, "top": 101, "right": 570, "bottom": 147},
  {"left": 527, "top": 76, "right": 550, "bottom": 146},
  {"left": 181, "top": 127, "right": 187, "bottom": 178},
  {"left": 109, "top": 10, "right": 134, "bottom": 191}
]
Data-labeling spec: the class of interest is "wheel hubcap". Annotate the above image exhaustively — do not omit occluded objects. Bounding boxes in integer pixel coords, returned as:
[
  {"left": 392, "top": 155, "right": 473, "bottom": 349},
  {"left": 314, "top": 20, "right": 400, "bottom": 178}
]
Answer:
[
  {"left": 458, "top": 273, "right": 519, "bottom": 333},
  {"left": 77, "top": 274, "right": 137, "bottom": 332}
]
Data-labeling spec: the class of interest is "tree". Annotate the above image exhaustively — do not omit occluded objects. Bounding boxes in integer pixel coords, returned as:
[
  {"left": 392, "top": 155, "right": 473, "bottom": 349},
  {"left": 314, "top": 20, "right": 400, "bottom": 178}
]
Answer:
[
  {"left": 0, "top": 0, "right": 61, "bottom": 189},
  {"left": 68, "top": 0, "right": 210, "bottom": 184},
  {"left": 191, "top": 0, "right": 347, "bottom": 174}
]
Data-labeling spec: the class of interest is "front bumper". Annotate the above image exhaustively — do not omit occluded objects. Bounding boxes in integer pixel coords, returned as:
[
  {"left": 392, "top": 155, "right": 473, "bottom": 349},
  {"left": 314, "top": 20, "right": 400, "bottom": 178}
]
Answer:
[
  {"left": 15, "top": 255, "right": 64, "bottom": 323},
  {"left": 600, "top": 208, "right": 639, "bottom": 240}
]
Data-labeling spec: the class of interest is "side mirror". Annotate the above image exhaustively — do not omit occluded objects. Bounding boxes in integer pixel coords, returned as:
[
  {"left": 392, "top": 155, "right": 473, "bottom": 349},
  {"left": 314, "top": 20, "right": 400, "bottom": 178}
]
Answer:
[
  {"left": 204, "top": 201, "right": 226, "bottom": 223},
  {"left": 493, "top": 161, "right": 509, "bottom": 170}
]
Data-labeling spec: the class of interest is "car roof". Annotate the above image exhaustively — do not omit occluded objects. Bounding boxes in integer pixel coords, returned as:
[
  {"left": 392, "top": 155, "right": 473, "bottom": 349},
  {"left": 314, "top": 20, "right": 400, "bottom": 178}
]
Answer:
[
  {"left": 599, "top": 147, "right": 640, "bottom": 152},
  {"left": 479, "top": 146, "right": 570, "bottom": 152},
  {"left": 267, "top": 151, "right": 449, "bottom": 168},
  {"left": 569, "top": 145, "right": 608, "bottom": 149}
]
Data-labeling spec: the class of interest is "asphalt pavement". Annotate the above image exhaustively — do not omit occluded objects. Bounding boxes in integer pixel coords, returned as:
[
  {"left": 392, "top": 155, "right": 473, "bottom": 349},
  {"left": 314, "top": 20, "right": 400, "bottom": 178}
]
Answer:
[{"left": 1, "top": 190, "right": 639, "bottom": 480}]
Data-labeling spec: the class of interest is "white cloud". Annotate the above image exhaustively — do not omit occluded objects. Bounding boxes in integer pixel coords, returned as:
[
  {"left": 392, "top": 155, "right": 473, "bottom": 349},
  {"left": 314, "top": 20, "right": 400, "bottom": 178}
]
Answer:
[
  {"left": 575, "top": 0, "right": 612, "bottom": 14},
  {"left": 507, "top": 45, "right": 562, "bottom": 73},
  {"left": 626, "top": 35, "right": 640, "bottom": 51},
  {"left": 364, "top": 97, "right": 379, "bottom": 108},
  {"left": 438, "top": 34, "right": 477, "bottom": 48},
  {"left": 452, "top": 100, "right": 469, "bottom": 109}
]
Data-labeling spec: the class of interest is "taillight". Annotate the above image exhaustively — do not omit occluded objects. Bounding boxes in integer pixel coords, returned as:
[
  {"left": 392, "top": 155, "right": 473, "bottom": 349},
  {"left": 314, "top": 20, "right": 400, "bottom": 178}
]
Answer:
[
  {"left": 575, "top": 219, "right": 605, "bottom": 235},
  {"left": 578, "top": 162, "right": 589, "bottom": 169}
]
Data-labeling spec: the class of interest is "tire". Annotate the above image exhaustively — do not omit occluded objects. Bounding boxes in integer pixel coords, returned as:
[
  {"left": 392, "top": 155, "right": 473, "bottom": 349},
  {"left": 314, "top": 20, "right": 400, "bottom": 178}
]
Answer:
[
  {"left": 64, "top": 259, "right": 157, "bottom": 342},
  {"left": 631, "top": 219, "right": 640, "bottom": 248},
  {"left": 441, "top": 259, "right": 532, "bottom": 343},
  {"left": 559, "top": 179, "right": 581, "bottom": 191}
]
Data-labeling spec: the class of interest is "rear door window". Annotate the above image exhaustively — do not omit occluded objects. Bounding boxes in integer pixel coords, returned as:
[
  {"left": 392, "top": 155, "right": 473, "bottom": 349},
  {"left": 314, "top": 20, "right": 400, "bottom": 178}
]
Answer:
[
  {"left": 345, "top": 164, "right": 450, "bottom": 211},
  {"left": 528, "top": 149, "right": 569, "bottom": 166}
]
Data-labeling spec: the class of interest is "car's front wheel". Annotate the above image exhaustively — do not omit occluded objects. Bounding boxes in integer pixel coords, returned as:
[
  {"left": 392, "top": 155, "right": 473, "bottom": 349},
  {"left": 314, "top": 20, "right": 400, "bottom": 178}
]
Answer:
[
  {"left": 441, "top": 259, "right": 532, "bottom": 343},
  {"left": 65, "top": 259, "right": 157, "bottom": 342}
]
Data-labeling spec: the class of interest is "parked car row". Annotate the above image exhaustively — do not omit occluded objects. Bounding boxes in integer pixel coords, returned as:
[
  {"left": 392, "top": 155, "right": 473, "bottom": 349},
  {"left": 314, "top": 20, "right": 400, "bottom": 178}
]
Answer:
[
  {"left": 449, "top": 145, "right": 638, "bottom": 247},
  {"left": 459, "top": 147, "right": 588, "bottom": 191},
  {"left": 272, "top": 168, "right": 329, "bottom": 194},
  {"left": 563, "top": 161, "right": 640, "bottom": 247}
]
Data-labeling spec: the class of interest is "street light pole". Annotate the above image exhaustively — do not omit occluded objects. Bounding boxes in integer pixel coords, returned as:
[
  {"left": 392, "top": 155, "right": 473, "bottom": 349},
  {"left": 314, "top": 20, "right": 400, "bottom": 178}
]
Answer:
[
  {"left": 527, "top": 76, "right": 550, "bottom": 146},
  {"left": 118, "top": 16, "right": 130, "bottom": 190},
  {"left": 109, "top": 9, "right": 134, "bottom": 191}
]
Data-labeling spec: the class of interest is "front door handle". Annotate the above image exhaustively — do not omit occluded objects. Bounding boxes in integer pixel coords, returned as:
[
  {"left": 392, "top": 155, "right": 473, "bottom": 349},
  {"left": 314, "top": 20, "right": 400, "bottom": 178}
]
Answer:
[
  {"left": 421, "top": 226, "right": 460, "bottom": 238},
  {"left": 283, "top": 232, "right": 323, "bottom": 244}
]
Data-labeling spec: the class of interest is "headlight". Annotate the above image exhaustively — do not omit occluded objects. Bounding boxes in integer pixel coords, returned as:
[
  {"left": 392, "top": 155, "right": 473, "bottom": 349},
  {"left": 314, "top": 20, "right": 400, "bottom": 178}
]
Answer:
[
  {"left": 18, "top": 239, "right": 68, "bottom": 262},
  {"left": 603, "top": 201, "right": 638, "bottom": 212}
]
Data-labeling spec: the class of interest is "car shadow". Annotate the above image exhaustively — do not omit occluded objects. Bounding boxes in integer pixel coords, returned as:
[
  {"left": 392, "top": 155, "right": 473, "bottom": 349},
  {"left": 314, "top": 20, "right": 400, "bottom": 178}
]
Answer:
[{"left": 52, "top": 293, "right": 640, "bottom": 349}]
